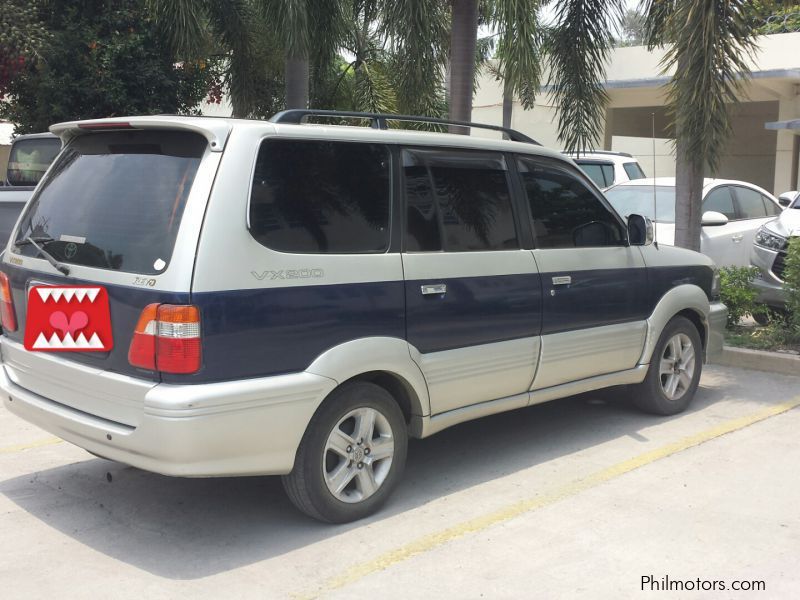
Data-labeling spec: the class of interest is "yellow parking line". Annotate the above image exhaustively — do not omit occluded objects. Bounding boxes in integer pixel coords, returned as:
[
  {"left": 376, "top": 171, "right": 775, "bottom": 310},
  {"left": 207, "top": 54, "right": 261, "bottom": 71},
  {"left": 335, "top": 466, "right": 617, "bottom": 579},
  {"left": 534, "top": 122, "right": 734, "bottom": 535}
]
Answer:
[
  {"left": 297, "top": 398, "right": 800, "bottom": 600},
  {"left": 0, "top": 436, "right": 62, "bottom": 455}
]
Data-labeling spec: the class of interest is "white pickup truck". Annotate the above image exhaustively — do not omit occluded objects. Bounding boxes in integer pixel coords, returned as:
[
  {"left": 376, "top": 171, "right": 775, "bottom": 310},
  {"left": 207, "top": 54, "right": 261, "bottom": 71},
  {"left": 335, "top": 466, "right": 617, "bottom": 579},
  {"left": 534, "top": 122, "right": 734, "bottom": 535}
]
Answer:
[{"left": 0, "top": 133, "right": 61, "bottom": 246}]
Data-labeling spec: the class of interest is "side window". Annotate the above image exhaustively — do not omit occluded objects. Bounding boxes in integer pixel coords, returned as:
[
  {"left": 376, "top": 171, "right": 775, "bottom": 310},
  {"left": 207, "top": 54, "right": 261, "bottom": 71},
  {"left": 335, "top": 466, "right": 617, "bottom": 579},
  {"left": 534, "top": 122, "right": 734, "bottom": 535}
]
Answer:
[
  {"left": 734, "top": 187, "right": 768, "bottom": 219},
  {"left": 517, "top": 157, "right": 624, "bottom": 249},
  {"left": 577, "top": 162, "right": 613, "bottom": 188},
  {"left": 703, "top": 187, "right": 736, "bottom": 220},
  {"left": 249, "top": 139, "right": 391, "bottom": 253},
  {"left": 763, "top": 195, "right": 783, "bottom": 216},
  {"left": 403, "top": 149, "right": 518, "bottom": 252}
]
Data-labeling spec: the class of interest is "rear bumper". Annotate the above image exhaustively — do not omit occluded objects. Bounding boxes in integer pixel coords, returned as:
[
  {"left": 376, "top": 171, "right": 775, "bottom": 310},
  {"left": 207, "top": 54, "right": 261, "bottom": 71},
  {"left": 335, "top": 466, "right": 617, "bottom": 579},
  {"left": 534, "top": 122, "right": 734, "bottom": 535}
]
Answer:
[
  {"left": 706, "top": 301, "right": 727, "bottom": 362},
  {"left": 0, "top": 339, "right": 336, "bottom": 476}
]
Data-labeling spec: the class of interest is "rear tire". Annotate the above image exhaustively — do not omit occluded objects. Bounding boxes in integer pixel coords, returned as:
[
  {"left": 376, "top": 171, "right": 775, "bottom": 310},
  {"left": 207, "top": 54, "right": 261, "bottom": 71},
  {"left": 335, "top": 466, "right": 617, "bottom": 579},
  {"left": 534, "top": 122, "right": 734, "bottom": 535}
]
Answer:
[
  {"left": 630, "top": 316, "right": 703, "bottom": 416},
  {"left": 282, "top": 381, "right": 408, "bottom": 523}
]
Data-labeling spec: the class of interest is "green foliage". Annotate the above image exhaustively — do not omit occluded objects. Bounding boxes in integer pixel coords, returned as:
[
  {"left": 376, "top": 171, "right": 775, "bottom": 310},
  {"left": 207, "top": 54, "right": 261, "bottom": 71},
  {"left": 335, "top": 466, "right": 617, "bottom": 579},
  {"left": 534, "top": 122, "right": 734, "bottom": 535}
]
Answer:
[
  {"left": 784, "top": 237, "right": 800, "bottom": 334},
  {"left": 0, "top": 0, "right": 215, "bottom": 133},
  {"left": 0, "top": 0, "right": 50, "bottom": 97},
  {"left": 719, "top": 266, "right": 761, "bottom": 328}
]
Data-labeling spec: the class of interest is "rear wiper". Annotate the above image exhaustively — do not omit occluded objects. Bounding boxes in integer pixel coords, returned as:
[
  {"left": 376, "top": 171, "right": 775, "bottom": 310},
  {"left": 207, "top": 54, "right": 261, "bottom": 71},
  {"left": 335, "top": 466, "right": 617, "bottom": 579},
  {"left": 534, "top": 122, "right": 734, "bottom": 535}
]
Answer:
[{"left": 17, "top": 235, "right": 70, "bottom": 276}]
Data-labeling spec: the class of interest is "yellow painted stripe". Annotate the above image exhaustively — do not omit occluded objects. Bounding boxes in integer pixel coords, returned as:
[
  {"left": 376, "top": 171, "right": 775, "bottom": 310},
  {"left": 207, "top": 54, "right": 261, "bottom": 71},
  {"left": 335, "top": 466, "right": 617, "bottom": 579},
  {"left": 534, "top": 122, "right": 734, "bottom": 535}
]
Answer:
[
  {"left": 0, "top": 436, "right": 62, "bottom": 455},
  {"left": 297, "top": 398, "right": 800, "bottom": 600}
]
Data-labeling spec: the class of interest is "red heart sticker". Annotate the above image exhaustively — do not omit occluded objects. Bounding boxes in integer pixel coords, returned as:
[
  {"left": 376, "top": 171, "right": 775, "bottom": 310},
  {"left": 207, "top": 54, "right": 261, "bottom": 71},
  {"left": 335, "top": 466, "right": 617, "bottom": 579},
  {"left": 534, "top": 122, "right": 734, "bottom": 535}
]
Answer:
[{"left": 24, "top": 286, "right": 113, "bottom": 352}]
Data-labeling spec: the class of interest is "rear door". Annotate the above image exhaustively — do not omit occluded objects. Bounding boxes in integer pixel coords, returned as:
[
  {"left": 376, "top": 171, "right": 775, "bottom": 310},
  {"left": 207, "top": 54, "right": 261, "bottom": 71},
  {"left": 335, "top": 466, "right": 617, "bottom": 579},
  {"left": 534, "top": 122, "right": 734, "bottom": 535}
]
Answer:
[
  {"left": 517, "top": 156, "right": 648, "bottom": 390},
  {"left": 401, "top": 147, "right": 542, "bottom": 416},
  {"left": 1, "top": 128, "right": 219, "bottom": 383},
  {"left": 729, "top": 185, "right": 783, "bottom": 266}
]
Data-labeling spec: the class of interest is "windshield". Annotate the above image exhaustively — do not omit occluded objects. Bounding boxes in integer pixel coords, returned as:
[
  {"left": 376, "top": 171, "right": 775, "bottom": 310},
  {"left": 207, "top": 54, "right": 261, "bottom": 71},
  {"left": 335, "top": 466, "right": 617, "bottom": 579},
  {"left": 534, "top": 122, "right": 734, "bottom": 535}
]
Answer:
[
  {"left": 13, "top": 130, "right": 206, "bottom": 275},
  {"left": 6, "top": 137, "right": 62, "bottom": 186},
  {"left": 605, "top": 185, "right": 677, "bottom": 223}
]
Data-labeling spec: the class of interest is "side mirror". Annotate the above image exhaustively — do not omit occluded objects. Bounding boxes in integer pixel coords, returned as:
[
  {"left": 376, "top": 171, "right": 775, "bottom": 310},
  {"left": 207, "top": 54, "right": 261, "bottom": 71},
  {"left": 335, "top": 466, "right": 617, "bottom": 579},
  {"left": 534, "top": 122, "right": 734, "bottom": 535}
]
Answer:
[
  {"left": 778, "top": 191, "right": 798, "bottom": 207},
  {"left": 627, "top": 213, "right": 654, "bottom": 246},
  {"left": 701, "top": 211, "right": 729, "bottom": 227}
]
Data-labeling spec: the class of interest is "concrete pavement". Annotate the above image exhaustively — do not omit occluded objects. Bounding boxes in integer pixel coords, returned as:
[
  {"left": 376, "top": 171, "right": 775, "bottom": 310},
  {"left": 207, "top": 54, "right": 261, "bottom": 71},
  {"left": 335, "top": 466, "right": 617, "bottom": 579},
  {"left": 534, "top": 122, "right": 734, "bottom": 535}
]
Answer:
[{"left": 0, "top": 365, "right": 798, "bottom": 599}]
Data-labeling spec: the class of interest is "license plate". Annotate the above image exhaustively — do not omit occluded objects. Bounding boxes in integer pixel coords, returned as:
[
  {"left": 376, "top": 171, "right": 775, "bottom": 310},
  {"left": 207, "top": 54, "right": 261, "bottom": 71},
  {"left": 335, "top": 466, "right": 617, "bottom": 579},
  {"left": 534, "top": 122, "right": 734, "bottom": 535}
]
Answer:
[{"left": 24, "top": 286, "right": 114, "bottom": 352}]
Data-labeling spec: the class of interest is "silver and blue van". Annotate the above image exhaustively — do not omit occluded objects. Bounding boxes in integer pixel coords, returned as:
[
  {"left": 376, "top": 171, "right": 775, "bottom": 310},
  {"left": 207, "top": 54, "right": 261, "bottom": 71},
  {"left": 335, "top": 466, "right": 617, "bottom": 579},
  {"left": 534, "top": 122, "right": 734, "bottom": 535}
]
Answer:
[{"left": 0, "top": 111, "right": 726, "bottom": 522}]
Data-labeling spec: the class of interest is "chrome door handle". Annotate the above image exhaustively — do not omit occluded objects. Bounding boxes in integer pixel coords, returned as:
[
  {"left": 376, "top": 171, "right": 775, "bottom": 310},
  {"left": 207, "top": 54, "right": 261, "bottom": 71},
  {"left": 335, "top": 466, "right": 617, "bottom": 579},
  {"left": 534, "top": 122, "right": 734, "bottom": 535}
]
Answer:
[
  {"left": 421, "top": 283, "right": 447, "bottom": 296},
  {"left": 732, "top": 234, "right": 744, "bottom": 243},
  {"left": 551, "top": 275, "right": 572, "bottom": 285}
]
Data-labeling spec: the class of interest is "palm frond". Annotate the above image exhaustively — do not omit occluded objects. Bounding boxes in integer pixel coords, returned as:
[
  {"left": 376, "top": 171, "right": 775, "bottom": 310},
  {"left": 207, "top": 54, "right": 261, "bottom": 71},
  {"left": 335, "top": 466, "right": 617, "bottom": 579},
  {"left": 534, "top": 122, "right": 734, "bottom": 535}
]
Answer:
[
  {"left": 548, "top": 0, "right": 624, "bottom": 154},
  {"left": 145, "top": 0, "right": 210, "bottom": 57}
]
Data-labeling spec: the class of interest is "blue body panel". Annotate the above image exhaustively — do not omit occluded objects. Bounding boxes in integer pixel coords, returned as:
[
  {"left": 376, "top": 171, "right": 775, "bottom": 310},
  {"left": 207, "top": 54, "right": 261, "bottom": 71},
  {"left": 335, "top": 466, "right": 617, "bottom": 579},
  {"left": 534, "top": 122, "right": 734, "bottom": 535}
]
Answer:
[
  {"left": 1, "top": 264, "right": 188, "bottom": 382},
  {"left": 405, "top": 273, "right": 542, "bottom": 354}
]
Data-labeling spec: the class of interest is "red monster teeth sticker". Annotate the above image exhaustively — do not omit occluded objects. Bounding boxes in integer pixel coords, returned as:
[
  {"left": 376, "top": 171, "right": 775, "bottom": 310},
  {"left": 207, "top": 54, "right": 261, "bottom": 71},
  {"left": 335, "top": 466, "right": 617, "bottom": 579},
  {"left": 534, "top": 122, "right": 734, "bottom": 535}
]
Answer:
[{"left": 24, "top": 286, "right": 113, "bottom": 352}]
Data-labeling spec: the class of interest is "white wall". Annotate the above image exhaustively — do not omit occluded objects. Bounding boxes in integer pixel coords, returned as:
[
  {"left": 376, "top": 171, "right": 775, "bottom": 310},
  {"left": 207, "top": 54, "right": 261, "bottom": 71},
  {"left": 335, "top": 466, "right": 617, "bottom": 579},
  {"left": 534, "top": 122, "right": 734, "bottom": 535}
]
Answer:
[{"left": 612, "top": 136, "right": 675, "bottom": 178}]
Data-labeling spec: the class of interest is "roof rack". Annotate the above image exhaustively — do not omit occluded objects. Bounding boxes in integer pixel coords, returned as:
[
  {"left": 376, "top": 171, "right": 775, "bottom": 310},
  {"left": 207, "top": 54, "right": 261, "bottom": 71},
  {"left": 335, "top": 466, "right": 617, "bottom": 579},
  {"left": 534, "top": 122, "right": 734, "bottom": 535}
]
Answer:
[
  {"left": 563, "top": 150, "right": 633, "bottom": 158},
  {"left": 269, "top": 109, "right": 540, "bottom": 145}
]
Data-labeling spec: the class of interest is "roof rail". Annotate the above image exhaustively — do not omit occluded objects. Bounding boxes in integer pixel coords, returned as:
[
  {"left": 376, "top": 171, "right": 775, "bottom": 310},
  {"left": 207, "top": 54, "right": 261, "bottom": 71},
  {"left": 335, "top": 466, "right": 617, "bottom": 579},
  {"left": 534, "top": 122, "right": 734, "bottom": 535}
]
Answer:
[
  {"left": 269, "top": 109, "right": 540, "bottom": 145},
  {"left": 563, "top": 149, "right": 633, "bottom": 158}
]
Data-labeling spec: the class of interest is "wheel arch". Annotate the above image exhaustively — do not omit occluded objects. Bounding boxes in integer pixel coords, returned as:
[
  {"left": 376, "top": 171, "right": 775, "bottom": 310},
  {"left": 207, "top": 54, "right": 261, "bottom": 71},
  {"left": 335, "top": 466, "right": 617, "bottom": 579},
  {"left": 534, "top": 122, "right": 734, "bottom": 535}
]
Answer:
[{"left": 640, "top": 284, "right": 710, "bottom": 365}]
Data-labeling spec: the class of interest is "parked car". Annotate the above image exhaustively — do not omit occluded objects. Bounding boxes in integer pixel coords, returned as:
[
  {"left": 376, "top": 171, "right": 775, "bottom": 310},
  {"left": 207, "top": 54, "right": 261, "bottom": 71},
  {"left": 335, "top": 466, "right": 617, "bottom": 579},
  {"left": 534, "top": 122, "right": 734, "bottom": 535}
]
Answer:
[
  {"left": 750, "top": 190, "right": 800, "bottom": 313},
  {"left": 565, "top": 150, "right": 647, "bottom": 189},
  {"left": 0, "top": 133, "right": 62, "bottom": 248},
  {"left": 0, "top": 112, "right": 726, "bottom": 523},
  {"left": 605, "top": 177, "right": 783, "bottom": 268}
]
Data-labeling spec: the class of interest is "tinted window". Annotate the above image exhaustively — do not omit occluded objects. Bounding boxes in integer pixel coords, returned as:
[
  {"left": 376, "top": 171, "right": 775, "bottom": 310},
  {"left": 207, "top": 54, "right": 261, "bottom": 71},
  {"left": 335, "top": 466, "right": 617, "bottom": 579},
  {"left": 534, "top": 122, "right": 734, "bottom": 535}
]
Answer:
[
  {"left": 734, "top": 187, "right": 768, "bottom": 219},
  {"left": 519, "top": 158, "right": 624, "bottom": 248},
  {"left": 404, "top": 149, "right": 518, "bottom": 252},
  {"left": 703, "top": 187, "right": 736, "bottom": 220},
  {"left": 623, "top": 162, "right": 646, "bottom": 180},
  {"left": 249, "top": 140, "right": 391, "bottom": 254},
  {"left": 14, "top": 131, "right": 205, "bottom": 274},
  {"left": 7, "top": 137, "right": 62, "bottom": 186},
  {"left": 576, "top": 162, "right": 614, "bottom": 188}
]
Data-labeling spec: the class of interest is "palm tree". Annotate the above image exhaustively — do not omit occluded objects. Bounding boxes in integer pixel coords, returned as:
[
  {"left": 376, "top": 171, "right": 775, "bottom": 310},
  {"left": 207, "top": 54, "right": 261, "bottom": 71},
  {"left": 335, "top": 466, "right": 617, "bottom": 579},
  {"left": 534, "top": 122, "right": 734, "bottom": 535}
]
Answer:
[{"left": 642, "top": 0, "right": 757, "bottom": 251}]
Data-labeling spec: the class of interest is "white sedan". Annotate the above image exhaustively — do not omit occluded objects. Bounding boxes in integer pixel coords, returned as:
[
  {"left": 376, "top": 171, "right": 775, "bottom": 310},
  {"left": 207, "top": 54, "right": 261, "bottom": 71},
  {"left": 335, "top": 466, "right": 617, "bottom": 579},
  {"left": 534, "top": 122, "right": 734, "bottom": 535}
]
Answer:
[{"left": 605, "top": 177, "right": 783, "bottom": 267}]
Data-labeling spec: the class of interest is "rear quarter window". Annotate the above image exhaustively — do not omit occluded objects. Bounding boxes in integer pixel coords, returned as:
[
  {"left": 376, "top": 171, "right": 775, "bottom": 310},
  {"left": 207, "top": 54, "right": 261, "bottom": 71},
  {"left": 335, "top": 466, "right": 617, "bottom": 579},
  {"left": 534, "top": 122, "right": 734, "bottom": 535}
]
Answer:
[{"left": 249, "top": 139, "right": 391, "bottom": 254}]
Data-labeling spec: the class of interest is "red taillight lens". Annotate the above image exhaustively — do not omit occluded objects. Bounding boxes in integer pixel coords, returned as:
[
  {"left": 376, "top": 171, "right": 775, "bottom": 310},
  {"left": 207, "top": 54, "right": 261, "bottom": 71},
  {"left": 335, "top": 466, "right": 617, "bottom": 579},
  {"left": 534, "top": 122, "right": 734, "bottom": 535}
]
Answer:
[
  {"left": 0, "top": 272, "right": 17, "bottom": 332},
  {"left": 128, "top": 303, "right": 201, "bottom": 374}
]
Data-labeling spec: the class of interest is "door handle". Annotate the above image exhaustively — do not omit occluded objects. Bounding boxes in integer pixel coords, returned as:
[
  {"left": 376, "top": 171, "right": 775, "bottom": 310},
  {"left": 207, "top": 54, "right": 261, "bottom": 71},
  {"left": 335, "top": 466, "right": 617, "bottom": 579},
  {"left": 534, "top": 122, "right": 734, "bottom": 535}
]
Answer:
[
  {"left": 551, "top": 275, "right": 572, "bottom": 285},
  {"left": 421, "top": 283, "right": 447, "bottom": 296},
  {"left": 731, "top": 234, "right": 744, "bottom": 243}
]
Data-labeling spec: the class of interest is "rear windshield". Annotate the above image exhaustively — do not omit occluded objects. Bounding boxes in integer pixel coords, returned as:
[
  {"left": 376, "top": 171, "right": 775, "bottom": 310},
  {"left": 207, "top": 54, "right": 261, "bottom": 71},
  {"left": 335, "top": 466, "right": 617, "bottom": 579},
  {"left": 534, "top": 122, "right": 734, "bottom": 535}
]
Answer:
[
  {"left": 13, "top": 130, "right": 206, "bottom": 275},
  {"left": 7, "top": 137, "right": 62, "bottom": 186},
  {"left": 623, "top": 161, "right": 646, "bottom": 180}
]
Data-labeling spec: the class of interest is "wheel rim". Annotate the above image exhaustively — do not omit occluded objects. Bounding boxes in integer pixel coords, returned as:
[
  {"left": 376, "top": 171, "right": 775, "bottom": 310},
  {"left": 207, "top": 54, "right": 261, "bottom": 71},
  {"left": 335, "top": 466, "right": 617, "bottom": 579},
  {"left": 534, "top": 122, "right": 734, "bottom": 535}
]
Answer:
[
  {"left": 322, "top": 407, "right": 395, "bottom": 504},
  {"left": 659, "top": 332, "right": 696, "bottom": 401}
]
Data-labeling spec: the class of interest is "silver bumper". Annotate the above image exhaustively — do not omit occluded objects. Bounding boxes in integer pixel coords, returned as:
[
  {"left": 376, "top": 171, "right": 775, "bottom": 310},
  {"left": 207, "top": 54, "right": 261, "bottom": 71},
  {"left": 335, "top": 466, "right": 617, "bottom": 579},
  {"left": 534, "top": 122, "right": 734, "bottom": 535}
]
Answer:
[
  {"left": 706, "top": 301, "right": 727, "bottom": 362},
  {"left": 0, "top": 339, "right": 336, "bottom": 477}
]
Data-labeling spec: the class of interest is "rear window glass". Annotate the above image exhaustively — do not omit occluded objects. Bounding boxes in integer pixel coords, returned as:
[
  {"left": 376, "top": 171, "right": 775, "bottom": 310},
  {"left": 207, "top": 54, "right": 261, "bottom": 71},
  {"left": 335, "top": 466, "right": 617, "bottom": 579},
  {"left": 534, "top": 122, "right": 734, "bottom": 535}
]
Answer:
[
  {"left": 249, "top": 140, "right": 391, "bottom": 254},
  {"left": 622, "top": 162, "right": 646, "bottom": 180},
  {"left": 575, "top": 162, "right": 614, "bottom": 188},
  {"left": 13, "top": 130, "right": 205, "bottom": 275},
  {"left": 7, "top": 137, "right": 62, "bottom": 186}
]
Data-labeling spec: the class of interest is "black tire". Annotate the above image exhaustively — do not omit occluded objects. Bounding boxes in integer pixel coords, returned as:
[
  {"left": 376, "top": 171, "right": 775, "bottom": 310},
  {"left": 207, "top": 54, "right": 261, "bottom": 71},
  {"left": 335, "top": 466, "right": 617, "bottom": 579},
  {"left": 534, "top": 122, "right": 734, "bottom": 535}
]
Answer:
[
  {"left": 752, "top": 310, "right": 770, "bottom": 326},
  {"left": 630, "top": 316, "right": 703, "bottom": 416},
  {"left": 282, "top": 381, "right": 408, "bottom": 523}
]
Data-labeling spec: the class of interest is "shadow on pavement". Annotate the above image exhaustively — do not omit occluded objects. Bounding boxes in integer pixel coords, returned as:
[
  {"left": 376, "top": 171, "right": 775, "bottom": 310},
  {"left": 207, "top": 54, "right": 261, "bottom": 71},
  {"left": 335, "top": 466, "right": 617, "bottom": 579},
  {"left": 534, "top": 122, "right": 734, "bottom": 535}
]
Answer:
[{"left": 0, "top": 379, "right": 732, "bottom": 579}]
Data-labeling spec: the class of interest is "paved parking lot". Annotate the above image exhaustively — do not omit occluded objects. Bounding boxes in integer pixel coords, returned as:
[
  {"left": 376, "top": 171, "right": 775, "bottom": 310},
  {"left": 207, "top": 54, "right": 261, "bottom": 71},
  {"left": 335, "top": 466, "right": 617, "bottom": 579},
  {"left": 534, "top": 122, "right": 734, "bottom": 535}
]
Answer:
[{"left": 1, "top": 364, "right": 799, "bottom": 599}]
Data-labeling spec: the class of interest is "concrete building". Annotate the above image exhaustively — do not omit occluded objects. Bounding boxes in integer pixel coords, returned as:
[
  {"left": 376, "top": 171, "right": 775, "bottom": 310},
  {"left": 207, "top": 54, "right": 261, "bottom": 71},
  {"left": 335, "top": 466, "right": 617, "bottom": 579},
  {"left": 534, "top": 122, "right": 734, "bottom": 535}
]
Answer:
[{"left": 473, "top": 32, "right": 800, "bottom": 195}]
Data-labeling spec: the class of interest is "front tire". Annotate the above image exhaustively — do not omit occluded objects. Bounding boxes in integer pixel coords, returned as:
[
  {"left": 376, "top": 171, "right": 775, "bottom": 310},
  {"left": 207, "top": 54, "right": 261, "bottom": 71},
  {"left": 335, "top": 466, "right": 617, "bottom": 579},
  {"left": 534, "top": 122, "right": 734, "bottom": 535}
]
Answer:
[
  {"left": 282, "top": 381, "right": 408, "bottom": 523},
  {"left": 630, "top": 316, "right": 703, "bottom": 415}
]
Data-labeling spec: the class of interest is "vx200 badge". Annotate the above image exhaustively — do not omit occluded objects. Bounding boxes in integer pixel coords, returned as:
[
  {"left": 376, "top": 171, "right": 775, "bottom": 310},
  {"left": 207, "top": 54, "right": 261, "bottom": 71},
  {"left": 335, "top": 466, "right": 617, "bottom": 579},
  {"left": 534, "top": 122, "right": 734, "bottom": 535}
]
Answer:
[{"left": 24, "top": 286, "right": 114, "bottom": 352}]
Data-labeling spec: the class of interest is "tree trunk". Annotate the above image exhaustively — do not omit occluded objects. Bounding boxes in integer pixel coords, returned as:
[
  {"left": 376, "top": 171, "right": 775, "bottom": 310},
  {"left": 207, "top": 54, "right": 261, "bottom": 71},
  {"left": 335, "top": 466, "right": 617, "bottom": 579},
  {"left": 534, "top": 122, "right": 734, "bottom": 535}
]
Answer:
[
  {"left": 285, "top": 54, "right": 310, "bottom": 110},
  {"left": 674, "top": 134, "right": 704, "bottom": 252},
  {"left": 448, "top": 0, "right": 479, "bottom": 132},
  {"left": 502, "top": 92, "right": 513, "bottom": 130}
]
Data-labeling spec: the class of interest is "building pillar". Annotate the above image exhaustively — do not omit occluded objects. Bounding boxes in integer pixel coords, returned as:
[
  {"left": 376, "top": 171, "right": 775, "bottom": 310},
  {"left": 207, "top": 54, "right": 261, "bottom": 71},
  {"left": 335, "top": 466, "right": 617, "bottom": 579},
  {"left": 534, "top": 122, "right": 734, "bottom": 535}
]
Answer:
[{"left": 774, "top": 94, "right": 800, "bottom": 194}]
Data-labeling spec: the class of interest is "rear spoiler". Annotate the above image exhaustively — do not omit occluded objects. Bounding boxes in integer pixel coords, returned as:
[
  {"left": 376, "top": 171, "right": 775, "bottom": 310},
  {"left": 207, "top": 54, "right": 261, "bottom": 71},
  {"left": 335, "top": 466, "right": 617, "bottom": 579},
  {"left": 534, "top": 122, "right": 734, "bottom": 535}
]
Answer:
[{"left": 50, "top": 117, "right": 233, "bottom": 152}]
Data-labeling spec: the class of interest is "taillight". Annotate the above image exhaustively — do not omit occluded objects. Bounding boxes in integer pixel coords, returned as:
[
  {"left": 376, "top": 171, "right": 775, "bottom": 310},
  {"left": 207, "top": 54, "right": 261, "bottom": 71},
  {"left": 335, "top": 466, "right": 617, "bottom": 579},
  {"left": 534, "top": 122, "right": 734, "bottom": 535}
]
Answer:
[
  {"left": 128, "top": 303, "right": 201, "bottom": 374},
  {"left": 0, "top": 272, "right": 17, "bottom": 332}
]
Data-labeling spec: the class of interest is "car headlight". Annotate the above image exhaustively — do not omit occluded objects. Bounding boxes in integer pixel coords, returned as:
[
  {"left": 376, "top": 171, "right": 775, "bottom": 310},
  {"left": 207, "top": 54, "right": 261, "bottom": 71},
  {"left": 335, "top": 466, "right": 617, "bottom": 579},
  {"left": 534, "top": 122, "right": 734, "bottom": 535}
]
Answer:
[
  {"left": 754, "top": 226, "right": 787, "bottom": 251},
  {"left": 711, "top": 269, "right": 721, "bottom": 301}
]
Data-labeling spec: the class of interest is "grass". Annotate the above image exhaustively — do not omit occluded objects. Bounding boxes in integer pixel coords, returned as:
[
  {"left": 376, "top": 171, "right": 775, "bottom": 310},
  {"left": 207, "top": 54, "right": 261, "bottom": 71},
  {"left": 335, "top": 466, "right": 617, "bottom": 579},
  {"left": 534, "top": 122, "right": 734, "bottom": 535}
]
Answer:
[{"left": 724, "top": 321, "right": 800, "bottom": 354}]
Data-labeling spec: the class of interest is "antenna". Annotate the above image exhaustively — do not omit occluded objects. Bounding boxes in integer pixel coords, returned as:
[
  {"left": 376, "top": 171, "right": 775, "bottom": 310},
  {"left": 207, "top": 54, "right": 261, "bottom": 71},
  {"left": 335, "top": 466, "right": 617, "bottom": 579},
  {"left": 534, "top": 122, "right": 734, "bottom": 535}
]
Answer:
[{"left": 652, "top": 112, "right": 659, "bottom": 249}]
